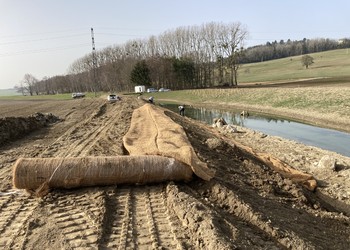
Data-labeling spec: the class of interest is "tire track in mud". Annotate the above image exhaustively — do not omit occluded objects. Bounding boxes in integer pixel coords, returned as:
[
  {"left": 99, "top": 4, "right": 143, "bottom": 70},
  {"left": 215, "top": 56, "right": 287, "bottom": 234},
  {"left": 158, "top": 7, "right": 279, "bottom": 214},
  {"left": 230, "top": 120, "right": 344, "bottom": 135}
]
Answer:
[
  {"left": 0, "top": 194, "right": 37, "bottom": 249},
  {"left": 19, "top": 184, "right": 190, "bottom": 249},
  {"left": 41, "top": 100, "right": 133, "bottom": 158},
  {"left": 64, "top": 104, "right": 118, "bottom": 157},
  {"left": 42, "top": 190, "right": 105, "bottom": 249},
  {"left": 40, "top": 101, "right": 110, "bottom": 158},
  {"left": 100, "top": 185, "right": 186, "bottom": 249}
]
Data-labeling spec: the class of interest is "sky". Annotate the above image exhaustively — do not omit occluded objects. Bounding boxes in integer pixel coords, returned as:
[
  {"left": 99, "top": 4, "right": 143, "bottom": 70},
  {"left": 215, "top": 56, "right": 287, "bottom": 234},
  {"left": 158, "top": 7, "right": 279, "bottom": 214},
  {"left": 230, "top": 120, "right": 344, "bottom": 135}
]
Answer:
[{"left": 0, "top": 0, "right": 349, "bottom": 89}]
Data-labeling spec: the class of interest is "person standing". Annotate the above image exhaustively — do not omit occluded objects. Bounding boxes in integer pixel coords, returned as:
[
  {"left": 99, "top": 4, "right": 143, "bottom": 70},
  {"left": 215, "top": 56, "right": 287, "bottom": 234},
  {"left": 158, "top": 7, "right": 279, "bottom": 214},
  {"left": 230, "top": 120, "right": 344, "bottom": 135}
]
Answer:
[{"left": 178, "top": 105, "right": 185, "bottom": 116}]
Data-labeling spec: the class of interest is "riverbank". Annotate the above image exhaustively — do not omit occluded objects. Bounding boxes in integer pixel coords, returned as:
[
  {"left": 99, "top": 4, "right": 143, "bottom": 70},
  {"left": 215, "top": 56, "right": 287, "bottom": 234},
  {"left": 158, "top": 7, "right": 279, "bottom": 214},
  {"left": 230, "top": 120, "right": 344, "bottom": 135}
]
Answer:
[
  {"left": 153, "top": 85, "right": 350, "bottom": 133},
  {"left": 197, "top": 101, "right": 350, "bottom": 133}
]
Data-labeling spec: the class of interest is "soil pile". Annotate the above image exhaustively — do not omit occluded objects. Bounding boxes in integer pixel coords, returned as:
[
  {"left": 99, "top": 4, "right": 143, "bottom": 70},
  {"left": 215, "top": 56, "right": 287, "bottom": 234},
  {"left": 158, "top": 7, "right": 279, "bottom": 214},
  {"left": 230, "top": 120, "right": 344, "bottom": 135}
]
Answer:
[{"left": 0, "top": 112, "right": 59, "bottom": 145}]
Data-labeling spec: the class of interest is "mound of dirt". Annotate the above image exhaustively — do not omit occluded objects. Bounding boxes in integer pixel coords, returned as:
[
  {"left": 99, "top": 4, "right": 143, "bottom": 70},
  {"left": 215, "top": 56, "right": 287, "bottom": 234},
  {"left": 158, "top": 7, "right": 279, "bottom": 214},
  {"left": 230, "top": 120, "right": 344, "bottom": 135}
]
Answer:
[{"left": 0, "top": 112, "right": 60, "bottom": 145}]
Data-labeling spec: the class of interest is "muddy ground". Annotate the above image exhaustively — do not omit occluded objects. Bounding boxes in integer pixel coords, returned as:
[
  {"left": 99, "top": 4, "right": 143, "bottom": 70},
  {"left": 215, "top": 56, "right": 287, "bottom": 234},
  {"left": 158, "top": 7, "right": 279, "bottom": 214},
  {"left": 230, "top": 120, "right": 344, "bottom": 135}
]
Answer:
[{"left": 0, "top": 96, "right": 349, "bottom": 249}]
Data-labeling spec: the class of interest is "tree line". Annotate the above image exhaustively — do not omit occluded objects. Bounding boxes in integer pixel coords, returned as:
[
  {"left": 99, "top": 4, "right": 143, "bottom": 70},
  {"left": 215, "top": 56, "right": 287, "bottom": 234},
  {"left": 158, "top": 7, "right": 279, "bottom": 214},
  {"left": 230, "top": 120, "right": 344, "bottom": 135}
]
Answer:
[
  {"left": 17, "top": 22, "right": 248, "bottom": 95},
  {"left": 16, "top": 22, "right": 350, "bottom": 95},
  {"left": 241, "top": 38, "right": 350, "bottom": 63}
]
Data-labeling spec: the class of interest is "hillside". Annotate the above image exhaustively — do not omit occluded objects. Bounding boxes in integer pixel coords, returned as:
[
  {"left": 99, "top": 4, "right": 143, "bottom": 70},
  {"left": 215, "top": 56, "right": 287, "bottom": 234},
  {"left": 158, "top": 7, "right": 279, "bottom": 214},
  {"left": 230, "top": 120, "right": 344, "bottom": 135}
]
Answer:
[{"left": 238, "top": 48, "right": 350, "bottom": 84}]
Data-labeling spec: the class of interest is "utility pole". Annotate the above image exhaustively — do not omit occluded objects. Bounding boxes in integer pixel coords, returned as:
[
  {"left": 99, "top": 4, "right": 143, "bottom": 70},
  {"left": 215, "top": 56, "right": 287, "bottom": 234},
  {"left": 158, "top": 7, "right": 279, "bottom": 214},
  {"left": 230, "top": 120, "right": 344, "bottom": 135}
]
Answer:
[{"left": 91, "top": 27, "right": 98, "bottom": 96}]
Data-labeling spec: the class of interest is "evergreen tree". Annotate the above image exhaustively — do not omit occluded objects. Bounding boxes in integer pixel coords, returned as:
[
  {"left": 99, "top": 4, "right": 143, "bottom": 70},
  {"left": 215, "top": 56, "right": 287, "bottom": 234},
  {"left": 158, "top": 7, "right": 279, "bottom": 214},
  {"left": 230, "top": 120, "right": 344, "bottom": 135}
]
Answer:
[
  {"left": 130, "top": 60, "right": 151, "bottom": 85},
  {"left": 172, "top": 57, "right": 195, "bottom": 87}
]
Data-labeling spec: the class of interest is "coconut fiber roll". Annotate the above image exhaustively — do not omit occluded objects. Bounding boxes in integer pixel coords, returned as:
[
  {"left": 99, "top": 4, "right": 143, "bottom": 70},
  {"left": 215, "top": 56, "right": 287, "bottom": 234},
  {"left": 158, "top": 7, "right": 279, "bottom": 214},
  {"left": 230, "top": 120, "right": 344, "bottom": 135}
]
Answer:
[
  {"left": 13, "top": 155, "right": 193, "bottom": 190},
  {"left": 123, "top": 103, "right": 215, "bottom": 181}
]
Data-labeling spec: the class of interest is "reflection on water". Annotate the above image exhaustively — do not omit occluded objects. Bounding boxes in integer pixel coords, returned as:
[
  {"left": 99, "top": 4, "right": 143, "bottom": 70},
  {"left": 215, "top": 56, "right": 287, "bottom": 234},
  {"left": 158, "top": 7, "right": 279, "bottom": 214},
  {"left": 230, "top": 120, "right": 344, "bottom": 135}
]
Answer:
[{"left": 161, "top": 103, "right": 350, "bottom": 157}]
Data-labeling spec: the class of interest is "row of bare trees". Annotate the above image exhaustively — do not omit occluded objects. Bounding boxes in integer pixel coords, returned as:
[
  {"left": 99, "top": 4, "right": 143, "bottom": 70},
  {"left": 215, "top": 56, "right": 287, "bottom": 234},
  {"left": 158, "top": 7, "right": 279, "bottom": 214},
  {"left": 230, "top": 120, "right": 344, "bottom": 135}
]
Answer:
[{"left": 18, "top": 22, "right": 248, "bottom": 95}]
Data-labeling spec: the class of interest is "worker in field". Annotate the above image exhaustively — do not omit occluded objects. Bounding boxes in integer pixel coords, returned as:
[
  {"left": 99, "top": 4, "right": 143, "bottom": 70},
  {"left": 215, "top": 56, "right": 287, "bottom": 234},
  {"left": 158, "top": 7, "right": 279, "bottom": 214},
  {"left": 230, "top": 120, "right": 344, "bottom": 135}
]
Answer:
[
  {"left": 148, "top": 96, "right": 154, "bottom": 104},
  {"left": 178, "top": 105, "right": 185, "bottom": 116}
]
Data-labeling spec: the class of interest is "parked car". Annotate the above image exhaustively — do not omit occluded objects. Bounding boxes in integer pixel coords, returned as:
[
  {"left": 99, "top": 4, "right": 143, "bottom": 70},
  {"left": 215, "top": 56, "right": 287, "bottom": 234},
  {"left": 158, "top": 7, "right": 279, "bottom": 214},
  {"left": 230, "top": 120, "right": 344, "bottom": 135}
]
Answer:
[
  {"left": 72, "top": 92, "right": 85, "bottom": 98},
  {"left": 158, "top": 88, "right": 171, "bottom": 92},
  {"left": 147, "top": 88, "right": 158, "bottom": 93},
  {"left": 107, "top": 94, "right": 120, "bottom": 103}
]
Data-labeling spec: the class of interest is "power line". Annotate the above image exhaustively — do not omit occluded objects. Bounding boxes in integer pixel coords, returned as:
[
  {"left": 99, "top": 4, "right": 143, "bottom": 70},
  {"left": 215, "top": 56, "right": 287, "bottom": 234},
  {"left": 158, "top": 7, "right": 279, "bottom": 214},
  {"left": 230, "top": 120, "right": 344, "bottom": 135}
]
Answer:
[
  {"left": 0, "top": 43, "right": 91, "bottom": 57},
  {"left": 0, "top": 27, "right": 90, "bottom": 39},
  {"left": 0, "top": 34, "right": 88, "bottom": 46},
  {"left": 96, "top": 32, "right": 145, "bottom": 37}
]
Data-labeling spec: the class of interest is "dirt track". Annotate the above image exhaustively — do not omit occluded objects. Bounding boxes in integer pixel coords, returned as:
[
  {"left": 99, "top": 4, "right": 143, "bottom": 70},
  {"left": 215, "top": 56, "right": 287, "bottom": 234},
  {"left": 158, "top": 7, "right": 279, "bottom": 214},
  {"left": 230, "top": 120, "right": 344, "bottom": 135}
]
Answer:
[{"left": 0, "top": 96, "right": 349, "bottom": 249}]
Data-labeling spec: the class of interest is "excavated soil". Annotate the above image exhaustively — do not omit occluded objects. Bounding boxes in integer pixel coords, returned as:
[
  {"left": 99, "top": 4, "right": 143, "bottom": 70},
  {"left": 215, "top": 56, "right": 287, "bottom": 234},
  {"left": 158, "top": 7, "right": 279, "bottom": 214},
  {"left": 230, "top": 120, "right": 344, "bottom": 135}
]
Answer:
[{"left": 0, "top": 96, "right": 349, "bottom": 249}]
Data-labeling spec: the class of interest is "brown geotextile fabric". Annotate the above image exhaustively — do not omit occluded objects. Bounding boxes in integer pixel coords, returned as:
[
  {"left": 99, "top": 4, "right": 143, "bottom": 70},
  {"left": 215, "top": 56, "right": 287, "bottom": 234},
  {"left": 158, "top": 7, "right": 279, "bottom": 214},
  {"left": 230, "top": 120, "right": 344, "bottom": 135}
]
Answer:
[
  {"left": 215, "top": 132, "right": 317, "bottom": 191},
  {"left": 13, "top": 155, "right": 193, "bottom": 191},
  {"left": 123, "top": 104, "right": 215, "bottom": 181},
  {"left": 230, "top": 140, "right": 317, "bottom": 191}
]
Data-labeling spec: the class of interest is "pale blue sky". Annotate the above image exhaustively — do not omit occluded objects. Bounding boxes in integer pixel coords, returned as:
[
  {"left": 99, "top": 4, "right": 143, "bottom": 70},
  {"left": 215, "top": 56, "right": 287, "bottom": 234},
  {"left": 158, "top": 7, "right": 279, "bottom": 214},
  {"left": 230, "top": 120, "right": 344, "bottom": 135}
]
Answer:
[{"left": 0, "top": 0, "right": 349, "bottom": 89}]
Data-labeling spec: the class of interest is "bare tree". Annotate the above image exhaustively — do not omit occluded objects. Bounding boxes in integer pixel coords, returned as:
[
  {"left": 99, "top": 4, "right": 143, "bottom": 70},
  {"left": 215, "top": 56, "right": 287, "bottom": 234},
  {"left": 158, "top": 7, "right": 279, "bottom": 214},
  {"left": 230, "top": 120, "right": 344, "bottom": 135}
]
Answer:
[
  {"left": 14, "top": 83, "right": 26, "bottom": 96},
  {"left": 22, "top": 73, "right": 38, "bottom": 96},
  {"left": 214, "top": 22, "right": 248, "bottom": 86}
]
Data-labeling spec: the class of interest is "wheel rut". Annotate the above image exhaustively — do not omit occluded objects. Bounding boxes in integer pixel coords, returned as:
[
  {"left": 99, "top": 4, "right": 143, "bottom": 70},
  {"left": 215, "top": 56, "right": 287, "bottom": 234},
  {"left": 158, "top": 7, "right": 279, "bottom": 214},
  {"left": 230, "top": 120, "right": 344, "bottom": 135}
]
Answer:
[
  {"left": 0, "top": 194, "right": 37, "bottom": 249},
  {"left": 100, "top": 185, "right": 185, "bottom": 249}
]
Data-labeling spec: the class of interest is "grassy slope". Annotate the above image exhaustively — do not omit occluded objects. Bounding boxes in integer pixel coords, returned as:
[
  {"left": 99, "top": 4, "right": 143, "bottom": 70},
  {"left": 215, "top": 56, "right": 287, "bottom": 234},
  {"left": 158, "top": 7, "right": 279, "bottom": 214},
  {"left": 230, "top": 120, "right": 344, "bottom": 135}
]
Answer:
[{"left": 238, "top": 48, "right": 350, "bottom": 83}]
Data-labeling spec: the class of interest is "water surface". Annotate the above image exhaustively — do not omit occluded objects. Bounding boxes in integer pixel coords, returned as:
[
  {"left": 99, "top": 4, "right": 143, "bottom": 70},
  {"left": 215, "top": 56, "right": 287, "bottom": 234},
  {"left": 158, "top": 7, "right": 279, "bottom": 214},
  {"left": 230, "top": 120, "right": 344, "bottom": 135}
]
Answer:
[{"left": 161, "top": 104, "right": 350, "bottom": 157}]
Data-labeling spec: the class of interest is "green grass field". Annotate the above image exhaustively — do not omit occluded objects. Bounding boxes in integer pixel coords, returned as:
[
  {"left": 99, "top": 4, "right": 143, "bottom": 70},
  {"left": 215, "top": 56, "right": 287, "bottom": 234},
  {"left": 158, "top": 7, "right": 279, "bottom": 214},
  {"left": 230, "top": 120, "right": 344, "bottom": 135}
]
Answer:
[
  {"left": 238, "top": 48, "right": 350, "bottom": 83},
  {"left": 149, "top": 87, "right": 350, "bottom": 115}
]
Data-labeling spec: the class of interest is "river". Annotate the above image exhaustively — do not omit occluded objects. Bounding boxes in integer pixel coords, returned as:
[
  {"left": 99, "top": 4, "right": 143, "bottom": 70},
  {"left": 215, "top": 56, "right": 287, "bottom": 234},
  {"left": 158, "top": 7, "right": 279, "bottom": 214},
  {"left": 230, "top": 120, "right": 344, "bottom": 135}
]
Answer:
[{"left": 161, "top": 104, "right": 350, "bottom": 157}]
